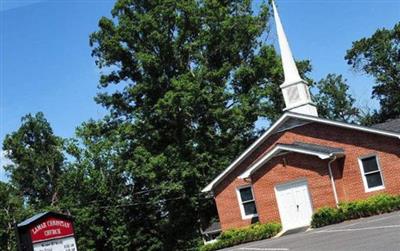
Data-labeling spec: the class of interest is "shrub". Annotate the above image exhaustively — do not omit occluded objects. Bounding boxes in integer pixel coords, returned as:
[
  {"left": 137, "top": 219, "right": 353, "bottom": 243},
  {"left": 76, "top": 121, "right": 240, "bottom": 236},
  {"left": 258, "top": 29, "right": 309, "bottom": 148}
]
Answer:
[
  {"left": 199, "top": 222, "right": 281, "bottom": 251},
  {"left": 310, "top": 207, "right": 344, "bottom": 228},
  {"left": 311, "top": 194, "right": 400, "bottom": 228}
]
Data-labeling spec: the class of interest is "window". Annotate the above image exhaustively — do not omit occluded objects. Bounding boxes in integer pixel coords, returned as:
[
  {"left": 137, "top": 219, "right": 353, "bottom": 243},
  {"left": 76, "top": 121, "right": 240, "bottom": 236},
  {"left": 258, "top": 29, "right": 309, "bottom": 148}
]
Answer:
[
  {"left": 358, "top": 155, "right": 385, "bottom": 192},
  {"left": 236, "top": 186, "right": 258, "bottom": 219}
]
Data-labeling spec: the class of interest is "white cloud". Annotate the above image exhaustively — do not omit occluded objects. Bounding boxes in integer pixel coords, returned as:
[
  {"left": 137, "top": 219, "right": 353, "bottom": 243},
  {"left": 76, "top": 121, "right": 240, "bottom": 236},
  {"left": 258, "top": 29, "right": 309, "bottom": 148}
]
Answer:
[{"left": 0, "top": 150, "right": 12, "bottom": 181}]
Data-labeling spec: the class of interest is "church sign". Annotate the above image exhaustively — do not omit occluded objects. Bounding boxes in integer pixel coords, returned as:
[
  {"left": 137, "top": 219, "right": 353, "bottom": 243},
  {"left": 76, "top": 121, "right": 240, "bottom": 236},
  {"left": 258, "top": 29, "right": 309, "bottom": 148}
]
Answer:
[{"left": 17, "top": 212, "right": 78, "bottom": 251}]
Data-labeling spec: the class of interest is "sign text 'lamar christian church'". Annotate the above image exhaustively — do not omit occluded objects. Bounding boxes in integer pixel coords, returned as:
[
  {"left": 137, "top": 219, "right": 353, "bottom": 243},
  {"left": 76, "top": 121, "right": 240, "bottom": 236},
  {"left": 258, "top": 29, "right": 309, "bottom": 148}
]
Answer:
[
  {"left": 30, "top": 217, "right": 74, "bottom": 243},
  {"left": 17, "top": 212, "right": 78, "bottom": 251}
]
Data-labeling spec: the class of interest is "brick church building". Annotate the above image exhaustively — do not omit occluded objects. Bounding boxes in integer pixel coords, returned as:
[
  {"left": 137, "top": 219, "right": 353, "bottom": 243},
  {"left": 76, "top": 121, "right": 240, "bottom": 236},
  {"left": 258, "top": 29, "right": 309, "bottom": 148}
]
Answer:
[{"left": 201, "top": 1, "right": 400, "bottom": 234}]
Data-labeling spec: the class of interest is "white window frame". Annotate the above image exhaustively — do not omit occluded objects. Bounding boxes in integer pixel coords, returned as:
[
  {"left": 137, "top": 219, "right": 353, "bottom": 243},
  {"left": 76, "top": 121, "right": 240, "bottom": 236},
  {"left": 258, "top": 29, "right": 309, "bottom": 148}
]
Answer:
[
  {"left": 236, "top": 185, "right": 258, "bottom": 220},
  {"left": 358, "top": 154, "right": 385, "bottom": 192}
]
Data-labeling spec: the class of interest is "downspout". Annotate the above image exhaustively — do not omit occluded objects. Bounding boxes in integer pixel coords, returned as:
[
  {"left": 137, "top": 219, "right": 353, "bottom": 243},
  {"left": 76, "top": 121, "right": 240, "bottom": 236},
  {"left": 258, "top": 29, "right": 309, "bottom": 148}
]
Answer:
[{"left": 328, "top": 155, "right": 339, "bottom": 207}]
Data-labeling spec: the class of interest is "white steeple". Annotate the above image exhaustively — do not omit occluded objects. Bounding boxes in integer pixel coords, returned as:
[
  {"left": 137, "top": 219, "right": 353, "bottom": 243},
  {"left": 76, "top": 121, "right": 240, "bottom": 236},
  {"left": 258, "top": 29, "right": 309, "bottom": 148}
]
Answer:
[{"left": 272, "top": 0, "right": 318, "bottom": 116}]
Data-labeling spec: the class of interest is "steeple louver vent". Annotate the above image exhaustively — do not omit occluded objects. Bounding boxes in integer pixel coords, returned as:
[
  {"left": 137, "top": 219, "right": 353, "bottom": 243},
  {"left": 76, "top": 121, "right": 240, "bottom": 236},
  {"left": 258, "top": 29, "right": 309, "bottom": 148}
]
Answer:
[{"left": 287, "top": 86, "right": 300, "bottom": 103}]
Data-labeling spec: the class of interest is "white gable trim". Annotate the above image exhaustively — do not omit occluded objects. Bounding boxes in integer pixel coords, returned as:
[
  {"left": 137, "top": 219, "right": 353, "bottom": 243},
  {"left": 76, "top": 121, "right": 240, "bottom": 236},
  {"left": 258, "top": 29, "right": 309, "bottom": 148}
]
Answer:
[
  {"left": 201, "top": 112, "right": 400, "bottom": 192},
  {"left": 201, "top": 114, "right": 291, "bottom": 192},
  {"left": 239, "top": 144, "right": 343, "bottom": 179}
]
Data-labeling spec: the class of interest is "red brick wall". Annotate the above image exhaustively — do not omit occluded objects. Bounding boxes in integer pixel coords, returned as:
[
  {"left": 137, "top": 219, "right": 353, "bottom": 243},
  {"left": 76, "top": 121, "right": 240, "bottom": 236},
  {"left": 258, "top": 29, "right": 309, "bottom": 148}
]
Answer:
[
  {"left": 213, "top": 122, "right": 400, "bottom": 231},
  {"left": 213, "top": 133, "right": 283, "bottom": 230},
  {"left": 252, "top": 153, "right": 337, "bottom": 224}
]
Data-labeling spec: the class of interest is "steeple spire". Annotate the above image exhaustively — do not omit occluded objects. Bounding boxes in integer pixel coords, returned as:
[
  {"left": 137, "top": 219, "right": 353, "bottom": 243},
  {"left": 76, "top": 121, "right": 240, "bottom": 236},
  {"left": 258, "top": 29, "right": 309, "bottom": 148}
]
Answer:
[
  {"left": 272, "top": 0, "right": 302, "bottom": 85},
  {"left": 272, "top": 0, "right": 318, "bottom": 116}
]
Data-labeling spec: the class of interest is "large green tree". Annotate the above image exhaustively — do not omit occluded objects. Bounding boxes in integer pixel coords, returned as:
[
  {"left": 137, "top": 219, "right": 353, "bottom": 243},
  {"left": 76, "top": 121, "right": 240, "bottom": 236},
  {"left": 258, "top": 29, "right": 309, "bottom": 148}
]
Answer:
[
  {"left": 59, "top": 120, "right": 149, "bottom": 251},
  {"left": 3, "top": 112, "right": 65, "bottom": 209},
  {"left": 0, "top": 182, "right": 26, "bottom": 251},
  {"left": 314, "top": 74, "right": 359, "bottom": 122},
  {"left": 345, "top": 22, "right": 400, "bottom": 123},
  {"left": 87, "top": 0, "right": 311, "bottom": 249}
]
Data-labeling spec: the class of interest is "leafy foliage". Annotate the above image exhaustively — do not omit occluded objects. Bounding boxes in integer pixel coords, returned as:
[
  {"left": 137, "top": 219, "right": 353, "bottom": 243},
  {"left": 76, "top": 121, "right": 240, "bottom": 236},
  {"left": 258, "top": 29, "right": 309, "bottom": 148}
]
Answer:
[
  {"left": 311, "top": 194, "right": 400, "bottom": 228},
  {"left": 345, "top": 22, "right": 400, "bottom": 123},
  {"left": 314, "top": 74, "right": 359, "bottom": 122},
  {"left": 3, "top": 112, "right": 65, "bottom": 209},
  {"left": 59, "top": 120, "right": 167, "bottom": 251},
  {"left": 0, "top": 182, "right": 27, "bottom": 251},
  {"left": 310, "top": 207, "right": 344, "bottom": 228},
  {"left": 199, "top": 222, "right": 281, "bottom": 251}
]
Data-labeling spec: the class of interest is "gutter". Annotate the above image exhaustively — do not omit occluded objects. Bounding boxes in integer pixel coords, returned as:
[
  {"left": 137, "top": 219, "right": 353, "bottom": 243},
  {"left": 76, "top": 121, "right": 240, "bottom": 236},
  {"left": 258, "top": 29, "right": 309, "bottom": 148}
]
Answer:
[{"left": 328, "top": 155, "right": 339, "bottom": 207}]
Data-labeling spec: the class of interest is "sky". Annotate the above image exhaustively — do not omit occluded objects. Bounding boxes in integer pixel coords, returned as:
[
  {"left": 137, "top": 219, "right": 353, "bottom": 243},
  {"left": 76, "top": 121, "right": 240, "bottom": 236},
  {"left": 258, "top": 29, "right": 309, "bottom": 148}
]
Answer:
[{"left": 1, "top": 0, "right": 399, "bottom": 181}]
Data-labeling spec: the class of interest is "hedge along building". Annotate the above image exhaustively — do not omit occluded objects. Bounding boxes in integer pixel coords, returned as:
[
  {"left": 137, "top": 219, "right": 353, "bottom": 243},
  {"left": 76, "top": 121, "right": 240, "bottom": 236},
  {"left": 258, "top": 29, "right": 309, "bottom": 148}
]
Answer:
[{"left": 202, "top": 1, "right": 400, "bottom": 232}]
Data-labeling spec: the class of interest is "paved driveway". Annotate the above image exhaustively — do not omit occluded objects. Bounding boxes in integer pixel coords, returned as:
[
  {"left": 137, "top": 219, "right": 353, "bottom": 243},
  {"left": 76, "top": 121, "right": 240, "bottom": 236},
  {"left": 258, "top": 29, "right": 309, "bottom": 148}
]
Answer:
[{"left": 221, "top": 211, "right": 400, "bottom": 251}]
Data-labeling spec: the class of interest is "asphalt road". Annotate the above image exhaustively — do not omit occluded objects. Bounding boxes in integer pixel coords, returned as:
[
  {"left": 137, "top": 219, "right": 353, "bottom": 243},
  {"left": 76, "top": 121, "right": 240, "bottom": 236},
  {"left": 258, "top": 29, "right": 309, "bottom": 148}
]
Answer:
[{"left": 221, "top": 211, "right": 400, "bottom": 251}]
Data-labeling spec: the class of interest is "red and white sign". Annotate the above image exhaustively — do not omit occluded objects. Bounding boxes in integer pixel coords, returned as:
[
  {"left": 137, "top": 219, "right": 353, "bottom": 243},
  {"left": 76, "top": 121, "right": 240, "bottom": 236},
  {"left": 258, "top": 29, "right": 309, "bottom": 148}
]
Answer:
[{"left": 30, "top": 217, "right": 74, "bottom": 243}]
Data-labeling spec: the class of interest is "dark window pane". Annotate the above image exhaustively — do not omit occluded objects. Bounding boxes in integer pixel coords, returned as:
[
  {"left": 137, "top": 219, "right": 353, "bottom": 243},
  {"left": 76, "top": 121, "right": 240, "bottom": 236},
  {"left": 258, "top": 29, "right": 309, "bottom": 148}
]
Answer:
[
  {"left": 366, "top": 172, "right": 383, "bottom": 188},
  {"left": 362, "top": 156, "right": 379, "bottom": 173},
  {"left": 240, "top": 187, "right": 253, "bottom": 202},
  {"left": 243, "top": 201, "right": 257, "bottom": 215}
]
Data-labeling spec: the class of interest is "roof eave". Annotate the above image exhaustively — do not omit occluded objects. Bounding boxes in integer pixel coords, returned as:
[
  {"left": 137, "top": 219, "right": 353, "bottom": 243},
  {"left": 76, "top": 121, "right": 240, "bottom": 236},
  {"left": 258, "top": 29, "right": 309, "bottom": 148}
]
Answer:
[
  {"left": 239, "top": 145, "right": 344, "bottom": 179},
  {"left": 287, "top": 112, "right": 400, "bottom": 139}
]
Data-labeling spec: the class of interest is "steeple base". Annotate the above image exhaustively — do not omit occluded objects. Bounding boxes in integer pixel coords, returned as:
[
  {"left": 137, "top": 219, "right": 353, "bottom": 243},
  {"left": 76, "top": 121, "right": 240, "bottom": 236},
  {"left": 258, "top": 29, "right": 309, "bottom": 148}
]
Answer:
[{"left": 284, "top": 103, "right": 318, "bottom": 116}]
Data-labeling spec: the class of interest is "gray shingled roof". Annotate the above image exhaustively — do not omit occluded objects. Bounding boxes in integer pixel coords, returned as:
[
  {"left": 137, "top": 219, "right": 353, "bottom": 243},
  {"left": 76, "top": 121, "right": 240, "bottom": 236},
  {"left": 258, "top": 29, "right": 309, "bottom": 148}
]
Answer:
[
  {"left": 17, "top": 211, "right": 73, "bottom": 228},
  {"left": 202, "top": 221, "right": 221, "bottom": 234},
  {"left": 17, "top": 212, "right": 48, "bottom": 227},
  {"left": 371, "top": 118, "right": 400, "bottom": 133},
  {"left": 280, "top": 142, "right": 344, "bottom": 155}
]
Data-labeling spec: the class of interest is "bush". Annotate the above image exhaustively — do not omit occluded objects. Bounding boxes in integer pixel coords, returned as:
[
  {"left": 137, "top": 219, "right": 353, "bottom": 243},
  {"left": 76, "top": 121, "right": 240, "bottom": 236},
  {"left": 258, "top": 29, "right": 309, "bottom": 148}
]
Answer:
[
  {"left": 311, "top": 194, "right": 400, "bottom": 228},
  {"left": 310, "top": 207, "right": 344, "bottom": 228},
  {"left": 199, "top": 222, "right": 281, "bottom": 251}
]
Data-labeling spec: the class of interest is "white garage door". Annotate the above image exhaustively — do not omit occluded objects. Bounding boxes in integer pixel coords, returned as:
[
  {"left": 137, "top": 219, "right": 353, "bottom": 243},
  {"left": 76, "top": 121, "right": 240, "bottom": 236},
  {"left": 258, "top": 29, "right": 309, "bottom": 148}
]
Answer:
[{"left": 275, "top": 179, "right": 313, "bottom": 230}]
